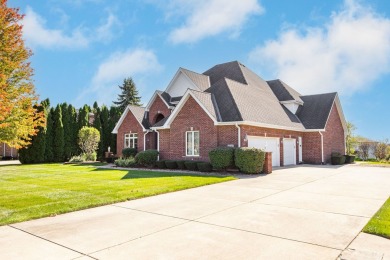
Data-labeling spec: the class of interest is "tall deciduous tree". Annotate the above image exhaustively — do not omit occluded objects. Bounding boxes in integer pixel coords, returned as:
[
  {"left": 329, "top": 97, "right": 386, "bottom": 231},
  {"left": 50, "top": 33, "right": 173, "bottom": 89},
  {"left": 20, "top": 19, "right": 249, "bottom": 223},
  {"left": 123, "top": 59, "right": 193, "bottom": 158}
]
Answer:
[
  {"left": 0, "top": 0, "right": 45, "bottom": 148},
  {"left": 346, "top": 121, "right": 357, "bottom": 155},
  {"left": 53, "top": 104, "right": 64, "bottom": 162},
  {"left": 113, "top": 77, "right": 142, "bottom": 112}
]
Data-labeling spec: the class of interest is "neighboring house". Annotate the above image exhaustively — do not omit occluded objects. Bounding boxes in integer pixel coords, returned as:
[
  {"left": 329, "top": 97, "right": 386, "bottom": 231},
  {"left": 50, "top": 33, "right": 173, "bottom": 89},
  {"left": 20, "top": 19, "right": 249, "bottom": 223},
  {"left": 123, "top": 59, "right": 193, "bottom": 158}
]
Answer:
[
  {"left": 113, "top": 61, "right": 346, "bottom": 166},
  {"left": 0, "top": 143, "right": 17, "bottom": 158}
]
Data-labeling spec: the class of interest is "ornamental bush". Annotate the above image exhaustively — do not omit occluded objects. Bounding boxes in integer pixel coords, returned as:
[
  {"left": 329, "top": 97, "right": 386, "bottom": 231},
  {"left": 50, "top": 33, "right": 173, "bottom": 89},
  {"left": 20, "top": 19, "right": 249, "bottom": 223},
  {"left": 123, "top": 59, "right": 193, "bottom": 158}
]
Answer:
[
  {"left": 197, "top": 162, "right": 213, "bottom": 172},
  {"left": 114, "top": 157, "right": 137, "bottom": 167},
  {"left": 135, "top": 149, "right": 159, "bottom": 167},
  {"left": 176, "top": 160, "right": 186, "bottom": 170},
  {"left": 184, "top": 161, "right": 198, "bottom": 171},
  {"left": 122, "top": 148, "right": 137, "bottom": 158},
  {"left": 156, "top": 160, "right": 166, "bottom": 168},
  {"left": 234, "top": 148, "right": 265, "bottom": 174},
  {"left": 165, "top": 160, "right": 178, "bottom": 169},
  {"left": 209, "top": 147, "right": 235, "bottom": 170}
]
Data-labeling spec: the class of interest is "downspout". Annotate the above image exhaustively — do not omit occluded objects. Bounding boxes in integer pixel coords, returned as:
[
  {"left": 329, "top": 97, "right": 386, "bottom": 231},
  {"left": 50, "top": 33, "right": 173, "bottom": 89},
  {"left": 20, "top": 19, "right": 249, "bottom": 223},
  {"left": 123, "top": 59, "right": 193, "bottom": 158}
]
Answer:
[
  {"left": 143, "top": 131, "right": 148, "bottom": 151},
  {"left": 318, "top": 131, "right": 324, "bottom": 164},
  {"left": 155, "top": 129, "right": 160, "bottom": 161},
  {"left": 235, "top": 123, "right": 241, "bottom": 147}
]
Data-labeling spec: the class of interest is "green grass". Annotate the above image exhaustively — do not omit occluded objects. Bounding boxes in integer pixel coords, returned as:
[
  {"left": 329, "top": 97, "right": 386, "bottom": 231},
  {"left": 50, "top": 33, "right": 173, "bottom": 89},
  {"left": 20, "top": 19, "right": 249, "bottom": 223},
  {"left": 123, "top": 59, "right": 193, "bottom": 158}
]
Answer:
[
  {"left": 0, "top": 163, "right": 235, "bottom": 225},
  {"left": 363, "top": 197, "right": 390, "bottom": 238}
]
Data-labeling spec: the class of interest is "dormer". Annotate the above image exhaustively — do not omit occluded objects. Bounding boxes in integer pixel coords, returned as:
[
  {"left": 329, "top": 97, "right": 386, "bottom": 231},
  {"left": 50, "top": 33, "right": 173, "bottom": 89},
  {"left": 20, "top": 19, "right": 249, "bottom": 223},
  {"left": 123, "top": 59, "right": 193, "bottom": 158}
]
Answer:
[
  {"left": 165, "top": 68, "right": 210, "bottom": 98},
  {"left": 280, "top": 100, "right": 304, "bottom": 114}
]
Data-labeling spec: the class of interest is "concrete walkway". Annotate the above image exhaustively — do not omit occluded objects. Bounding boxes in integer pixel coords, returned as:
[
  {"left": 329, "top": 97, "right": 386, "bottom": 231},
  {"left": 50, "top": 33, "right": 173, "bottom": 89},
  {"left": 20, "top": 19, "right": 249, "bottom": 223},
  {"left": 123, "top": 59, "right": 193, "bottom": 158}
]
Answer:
[{"left": 0, "top": 165, "right": 389, "bottom": 259}]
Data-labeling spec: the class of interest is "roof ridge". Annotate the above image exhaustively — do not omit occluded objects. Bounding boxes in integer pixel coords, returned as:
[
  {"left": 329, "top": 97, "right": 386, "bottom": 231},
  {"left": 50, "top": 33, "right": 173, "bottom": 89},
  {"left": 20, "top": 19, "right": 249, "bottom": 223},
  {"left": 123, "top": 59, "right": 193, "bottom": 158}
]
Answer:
[{"left": 300, "top": 92, "right": 337, "bottom": 97}]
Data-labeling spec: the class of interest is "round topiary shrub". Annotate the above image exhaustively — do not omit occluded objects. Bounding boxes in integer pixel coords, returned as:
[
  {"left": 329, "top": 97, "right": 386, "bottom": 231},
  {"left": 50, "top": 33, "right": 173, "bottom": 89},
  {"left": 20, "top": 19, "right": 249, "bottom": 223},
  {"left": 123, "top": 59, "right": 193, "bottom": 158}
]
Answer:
[
  {"left": 234, "top": 147, "right": 265, "bottom": 174},
  {"left": 209, "top": 147, "right": 235, "bottom": 170},
  {"left": 165, "top": 160, "right": 178, "bottom": 169},
  {"left": 176, "top": 160, "right": 186, "bottom": 170},
  {"left": 122, "top": 148, "right": 137, "bottom": 158},
  {"left": 156, "top": 160, "right": 166, "bottom": 168},
  {"left": 184, "top": 161, "right": 198, "bottom": 171},
  {"left": 197, "top": 162, "right": 213, "bottom": 172},
  {"left": 135, "top": 150, "right": 159, "bottom": 167}
]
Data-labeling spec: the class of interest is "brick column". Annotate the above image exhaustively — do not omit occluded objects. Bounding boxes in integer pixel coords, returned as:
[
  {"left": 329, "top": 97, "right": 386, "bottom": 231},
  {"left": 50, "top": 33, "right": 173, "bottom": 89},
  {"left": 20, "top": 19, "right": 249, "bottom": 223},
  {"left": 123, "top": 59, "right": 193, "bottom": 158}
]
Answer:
[{"left": 263, "top": 152, "right": 272, "bottom": 174}]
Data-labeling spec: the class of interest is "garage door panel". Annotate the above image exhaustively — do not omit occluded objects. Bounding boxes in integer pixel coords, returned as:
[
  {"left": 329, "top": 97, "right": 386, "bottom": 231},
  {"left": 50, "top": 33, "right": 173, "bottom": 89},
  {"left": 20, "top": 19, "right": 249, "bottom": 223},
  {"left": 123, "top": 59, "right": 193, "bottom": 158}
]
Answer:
[
  {"left": 248, "top": 137, "right": 280, "bottom": 167},
  {"left": 283, "top": 138, "right": 296, "bottom": 166}
]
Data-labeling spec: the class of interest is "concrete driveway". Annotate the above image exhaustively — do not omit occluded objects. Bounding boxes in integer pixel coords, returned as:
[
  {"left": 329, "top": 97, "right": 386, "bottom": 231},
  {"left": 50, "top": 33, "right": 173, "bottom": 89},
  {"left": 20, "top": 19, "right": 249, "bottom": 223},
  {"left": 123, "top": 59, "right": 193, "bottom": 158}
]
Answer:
[{"left": 1, "top": 165, "right": 389, "bottom": 260}]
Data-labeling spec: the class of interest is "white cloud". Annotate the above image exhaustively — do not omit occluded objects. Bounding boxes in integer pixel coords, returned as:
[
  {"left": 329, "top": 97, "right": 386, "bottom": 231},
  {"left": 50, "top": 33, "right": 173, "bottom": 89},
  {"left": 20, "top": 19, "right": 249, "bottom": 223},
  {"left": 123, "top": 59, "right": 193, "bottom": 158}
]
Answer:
[
  {"left": 22, "top": 7, "right": 89, "bottom": 49},
  {"left": 22, "top": 7, "right": 120, "bottom": 49},
  {"left": 249, "top": 0, "right": 390, "bottom": 95},
  {"left": 76, "top": 49, "right": 162, "bottom": 106},
  {"left": 166, "top": 0, "right": 263, "bottom": 44},
  {"left": 95, "top": 13, "right": 121, "bottom": 43}
]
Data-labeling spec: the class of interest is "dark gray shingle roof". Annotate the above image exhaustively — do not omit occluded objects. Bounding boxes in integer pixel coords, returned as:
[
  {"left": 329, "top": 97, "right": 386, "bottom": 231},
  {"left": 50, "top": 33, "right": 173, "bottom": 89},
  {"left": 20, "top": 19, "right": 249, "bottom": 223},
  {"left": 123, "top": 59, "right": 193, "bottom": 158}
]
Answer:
[
  {"left": 127, "top": 106, "right": 150, "bottom": 129},
  {"left": 181, "top": 68, "right": 210, "bottom": 91},
  {"left": 188, "top": 89, "right": 219, "bottom": 121},
  {"left": 296, "top": 93, "right": 337, "bottom": 129},
  {"left": 267, "top": 79, "right": 303, "bottom": 103}
]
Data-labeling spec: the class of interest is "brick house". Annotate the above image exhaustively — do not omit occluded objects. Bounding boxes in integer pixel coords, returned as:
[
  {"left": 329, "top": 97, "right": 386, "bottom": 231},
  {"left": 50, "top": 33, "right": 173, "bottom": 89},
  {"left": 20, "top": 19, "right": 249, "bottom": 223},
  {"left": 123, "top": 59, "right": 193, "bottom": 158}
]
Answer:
[
  {"left": 113, "top": 61, "right": 346, "bottom": 166},
  {"left": 0, "top": 143, "right": 17, "bottom": 158}
]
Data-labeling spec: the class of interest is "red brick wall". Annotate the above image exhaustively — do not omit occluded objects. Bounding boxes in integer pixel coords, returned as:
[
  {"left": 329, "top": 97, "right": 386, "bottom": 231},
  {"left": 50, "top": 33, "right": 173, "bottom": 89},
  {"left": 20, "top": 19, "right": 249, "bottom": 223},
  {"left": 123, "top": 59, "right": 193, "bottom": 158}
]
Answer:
[
  {"left": 323, "top": 104, "right": 345, "bottom": 163},
  {"left": 263, "top": 152, "right": 272, "bottom": 174},
  {"left": 116, "top": 110, "right": 145, "bottom": 157},
  {"left": 148, "top": 95, "right": 171, "bottom": 126},
  {"left": 162, "top": 96, "right": 218, "bottom": 161},
  {"left": 217, "top": 125, "right": 238, "bottom": 147},
  {"left": 158, "top": 129, "right": 171, "bottom": 160},
  {"left": 240, "top": 125, "right": 302, "bottom": 166},
  {"left": 1, "top": 143, "right": 16, "bottom": 157},
  {"left": 303, "top": 132, "right": 322, "bottom": 164}
]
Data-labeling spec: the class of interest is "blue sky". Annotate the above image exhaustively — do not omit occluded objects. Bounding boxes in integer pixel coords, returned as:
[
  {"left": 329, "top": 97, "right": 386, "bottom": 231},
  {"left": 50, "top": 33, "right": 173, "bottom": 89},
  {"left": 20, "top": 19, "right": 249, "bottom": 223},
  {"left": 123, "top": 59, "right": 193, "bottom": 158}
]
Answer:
[{"left": 8, "top": 0, "right": 390, "bottom": 141}]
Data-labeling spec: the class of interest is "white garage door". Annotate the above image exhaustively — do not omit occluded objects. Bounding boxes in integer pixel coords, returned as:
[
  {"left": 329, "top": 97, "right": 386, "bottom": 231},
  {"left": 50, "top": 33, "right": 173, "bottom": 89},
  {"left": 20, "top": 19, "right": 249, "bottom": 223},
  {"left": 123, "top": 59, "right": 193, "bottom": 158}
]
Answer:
[
  {"left": 247, "top": 136, "right": 280, "bottom": 167},
  {"left": 283, "top": 138, "right": 296, "bottom": 166}
]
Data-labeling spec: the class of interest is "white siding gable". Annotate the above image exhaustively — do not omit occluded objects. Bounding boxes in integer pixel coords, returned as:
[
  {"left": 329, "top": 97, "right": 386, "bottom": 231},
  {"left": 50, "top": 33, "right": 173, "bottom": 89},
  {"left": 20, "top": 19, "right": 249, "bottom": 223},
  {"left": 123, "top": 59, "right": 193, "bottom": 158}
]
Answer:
[{"left": 166, "top": 70, "right": 200, "bottom": 97}]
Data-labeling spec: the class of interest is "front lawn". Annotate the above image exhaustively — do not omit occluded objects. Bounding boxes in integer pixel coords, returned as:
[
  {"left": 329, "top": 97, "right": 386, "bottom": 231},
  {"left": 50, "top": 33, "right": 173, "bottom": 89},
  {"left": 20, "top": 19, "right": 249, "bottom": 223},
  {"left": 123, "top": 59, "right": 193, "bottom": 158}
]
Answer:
[
  {"left": 363, "top": 197, "right": 390, "bottom": 238},
  {"left": 0, "top": 163, "right": 235, "bottom": 225}
]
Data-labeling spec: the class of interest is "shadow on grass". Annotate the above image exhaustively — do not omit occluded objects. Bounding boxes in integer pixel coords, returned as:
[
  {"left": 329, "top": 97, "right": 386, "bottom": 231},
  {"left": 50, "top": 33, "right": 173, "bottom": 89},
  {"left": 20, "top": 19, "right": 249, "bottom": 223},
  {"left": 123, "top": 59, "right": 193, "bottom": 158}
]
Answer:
[{"left": 119, "top": 170, "right": 233, "bottom": 180}]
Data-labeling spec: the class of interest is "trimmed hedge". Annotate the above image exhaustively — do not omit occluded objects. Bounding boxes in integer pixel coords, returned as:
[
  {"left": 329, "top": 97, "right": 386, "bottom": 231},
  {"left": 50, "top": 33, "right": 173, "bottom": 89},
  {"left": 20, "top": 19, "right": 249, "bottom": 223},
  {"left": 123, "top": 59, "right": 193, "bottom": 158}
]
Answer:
[
  {"left": 165, "top": 160, "right": 178, "bottom": 169},
  {"left": 197, "top": 162, "right": 213, "bottom": 172},
  {"left": 184, "top": 161, "right": 198, "bottom": 171},
  {"left": 209, "top": 147, "right": 235, "bottom": 170},
  {"left": 135, "top": 150, "right": 159, "bottom": 167},
  {"left": 156, "top": 160, "right": 166, "bottom": 169},
  {"left": 176, "top": 160, "right": 186, "bottom": 170},
  {"left": 234, "top": 147, "right": 265, "bottom": 174},
  {"left": 122, "top": 148, "right": 137, "bottom": 158}
]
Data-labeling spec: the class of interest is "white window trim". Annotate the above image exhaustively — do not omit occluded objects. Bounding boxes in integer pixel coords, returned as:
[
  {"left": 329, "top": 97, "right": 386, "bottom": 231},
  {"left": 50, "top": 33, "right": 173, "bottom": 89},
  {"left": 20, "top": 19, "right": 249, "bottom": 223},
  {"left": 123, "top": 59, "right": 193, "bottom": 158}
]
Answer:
[
  {"left": 124, "top": 133, "right": 138, "bottom": 149},
  {"left": 185, "top": 131, "right": 200, "bottom": 156}
]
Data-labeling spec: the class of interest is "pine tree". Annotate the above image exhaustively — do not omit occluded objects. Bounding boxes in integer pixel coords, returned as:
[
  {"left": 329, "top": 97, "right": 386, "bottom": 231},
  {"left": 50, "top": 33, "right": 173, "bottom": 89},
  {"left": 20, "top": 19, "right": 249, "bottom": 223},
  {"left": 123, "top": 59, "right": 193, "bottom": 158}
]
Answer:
[
  {"left": 45, "top": 108, "right": 54, "bottom": 162},
  {"left": 113, "top": 77, "right": 142, "bottom": 112},
  {"left": 78, "top": 105, "right": 89, "bottom": 130},
  {"left": 109, "top": 106, "right": 121, "bottom": 154},
  {"left": 100, "top": 106, "right": 111, "bottom": 154},
  {"left": 68, "top": 104, "right": 78, "bottom": 156},
  {"left": 61, "top": 103, "right": 72, "bottom": 160},
  {"left": 92, "top": 106, "right": 103, "bottom": 158},
  {"left": 53, "top": 104, "right": 64, "bottom": 162}
]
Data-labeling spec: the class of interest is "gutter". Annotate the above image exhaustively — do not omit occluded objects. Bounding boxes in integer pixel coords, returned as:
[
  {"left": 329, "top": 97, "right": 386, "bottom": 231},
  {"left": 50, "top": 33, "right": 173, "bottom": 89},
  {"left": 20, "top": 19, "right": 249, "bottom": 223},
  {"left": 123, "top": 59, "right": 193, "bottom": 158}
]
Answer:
[
  {"left": 235, "top": 123, "right": 241, "bottom": 147},
  {"left": 319, "top": 131, "right": 324, "bottom": 164}
]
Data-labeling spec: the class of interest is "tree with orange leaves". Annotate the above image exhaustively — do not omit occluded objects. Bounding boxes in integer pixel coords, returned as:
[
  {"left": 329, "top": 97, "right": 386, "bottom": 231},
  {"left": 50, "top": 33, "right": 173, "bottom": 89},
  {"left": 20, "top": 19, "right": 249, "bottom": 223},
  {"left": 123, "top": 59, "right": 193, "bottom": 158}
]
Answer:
[{"left": 0, "top": 0, "right": 45, "bottom": 148}]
